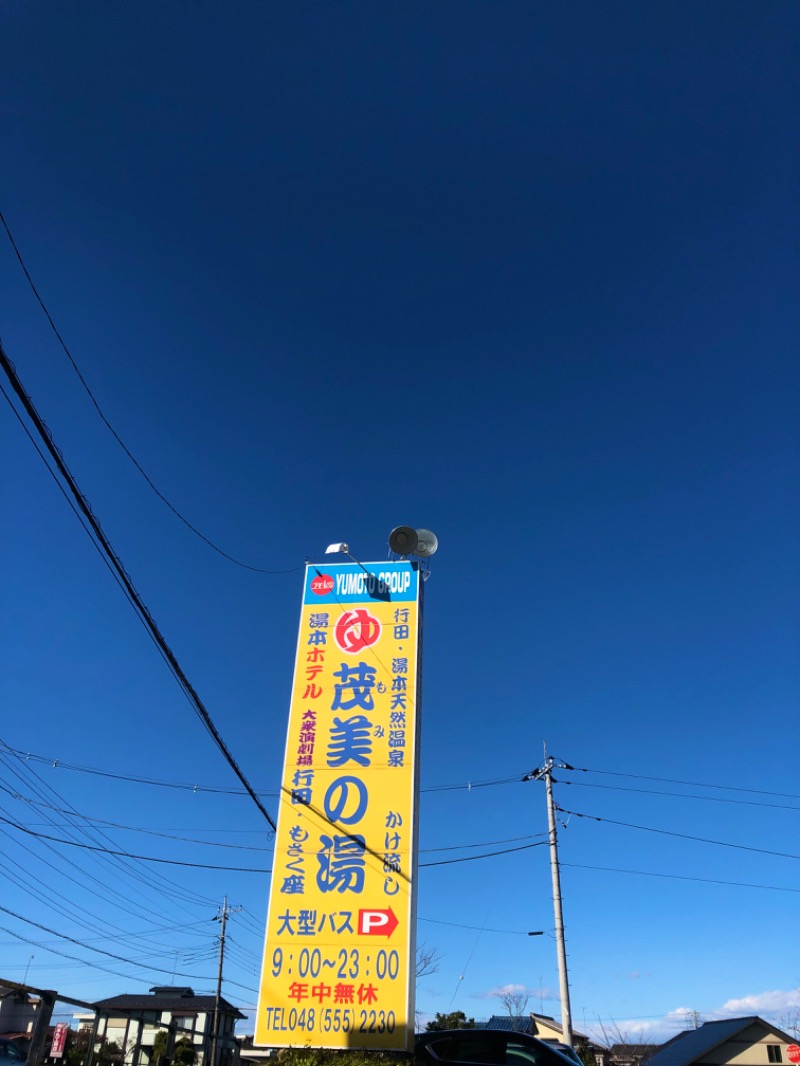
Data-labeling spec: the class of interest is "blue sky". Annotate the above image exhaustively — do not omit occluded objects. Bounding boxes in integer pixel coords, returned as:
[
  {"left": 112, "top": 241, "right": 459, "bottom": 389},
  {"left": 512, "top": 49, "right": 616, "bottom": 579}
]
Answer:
[{"left": 1, "top": 0, "right": 798, "bottom": 1045}]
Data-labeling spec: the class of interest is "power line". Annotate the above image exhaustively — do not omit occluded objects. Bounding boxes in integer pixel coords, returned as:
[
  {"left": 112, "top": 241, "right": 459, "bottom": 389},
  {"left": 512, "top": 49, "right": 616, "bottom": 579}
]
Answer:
[
  {"left": 555, "top": 777, "right": 800, "bottom": 811},
  {"left": 0, "top": 340, "right": 277, "bottom": 831},
  {"left": 16, "top": 797, "right": 544, "bottom": 855},
  {"left": 10, "top": 746, "right": 797, "bottom": 808},
  {"left": 420, "top": 832, "right": 549, "bottom": 854},
  {"left": 568, "top": 764, "right": 800, "bottom": 802},
  {"left": 0, "top": 813, "right": 271, "bottom": 872},
  {"left": 3, "top": 745, "right": 261, "bottom": 795},
  {"left": 419, "top": 840, "right": 547, "bottom": 867},
  {"left": 0, "top": 207, "right": 303, "bottom": 577},
  {"left": 0, "top": 745, "right": 528, "bottom": 799},
  {"left": 0, "top": 744, "right": 219, "bottom": 911},
  {"left": 2, "top": 808, "right": 548, "bottom": 872},
  {"left": 561, "top": 861, "right": 800, "bottom": 894},
  {"left": 0, "top": 903, "right": 211, "bottom": 975},
  {"left": 1, "top": 745, "right": 471, "bottom": 796},
  {"left": 557, "top": 805, "right": 800, "bottom": 861},
  {"left": 0, "top": 789, "right": 213, "bottom": 936},
  {"left": 0, "top": 384, "right": 159, "bottom": 655},
  {"left": 418, "top": 917, "right": 533, "bottom": 935},
  {"left": 0, "top": 923, "right": 205, "bottom": 986}
]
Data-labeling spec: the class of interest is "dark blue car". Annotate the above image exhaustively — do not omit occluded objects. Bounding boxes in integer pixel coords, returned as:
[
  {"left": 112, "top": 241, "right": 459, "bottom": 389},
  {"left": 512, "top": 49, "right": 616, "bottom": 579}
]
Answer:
[{"left": 416, "top": 1029, "right": 581, "bottom": 1066}]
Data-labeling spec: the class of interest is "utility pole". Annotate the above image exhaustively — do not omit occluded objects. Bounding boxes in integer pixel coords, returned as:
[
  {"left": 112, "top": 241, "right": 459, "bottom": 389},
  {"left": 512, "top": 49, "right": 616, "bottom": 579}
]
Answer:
[
  {"left": 210, "top": 897, "right": 241, "bottom": 1066},
  {"left": 523, "top": 748, "right": 574, "bottom": 1048}
]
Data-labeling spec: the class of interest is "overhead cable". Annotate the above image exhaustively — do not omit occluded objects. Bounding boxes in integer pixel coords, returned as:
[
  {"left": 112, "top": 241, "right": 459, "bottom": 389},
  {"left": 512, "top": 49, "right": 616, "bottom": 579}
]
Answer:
[
  {"left": 0, "top": 902, "right": 211, "bottom": 977},
  {"left": 419, "top": 840, "right": 546, "bottom": 867},
  {"left": 2, "top": 811, "right": 547, "bottom": 872},
  {"left": 0, "top": 341, "right": 277, "bottom": 831},
  {"left": 11, "top": 745, "right": 797, "bottom": 806},
  {"left": 568, "top": 764, "right": 800, "bottom": 801},
  {"left": 2, "top": 744, "right": 526, "bottom": 798},
  {"left": 557, "top": 805, "right": 800, "bottom": 861},
  {"left": 0, "top": 812, "right": 271, "bottom": 872},
  {"left": 13, "top": 787, "right": 546, "bottom": 854},
  {"left": 556, "top": 777, "right": 800, "bottom": 811},
  {"left": 0, "top": 744, "right": 218, "bottom": 912},
  {"left": 561, "top": 861, "right": 800, "bottom": 894},
  {"left": 0, "top": 923, "right": 203, "bottom": 985},
  {"left": 0, "top": 208, "right": 302, "bottom": 576}
]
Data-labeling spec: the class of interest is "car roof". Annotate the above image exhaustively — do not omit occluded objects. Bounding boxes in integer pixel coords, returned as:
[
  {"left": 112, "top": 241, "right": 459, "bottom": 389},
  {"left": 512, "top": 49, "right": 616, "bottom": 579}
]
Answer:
[
  {"left": 416, "top": 1030, "right": 560, "bottom": 1046},
  {"left": 416, "top": 1030, "right": 579, "bottom": 1063}
]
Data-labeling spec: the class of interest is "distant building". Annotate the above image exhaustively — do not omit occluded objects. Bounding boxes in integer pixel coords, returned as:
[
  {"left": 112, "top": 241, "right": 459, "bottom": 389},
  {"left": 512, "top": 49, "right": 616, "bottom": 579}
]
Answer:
[
  {"left": 236, "top": 1035, "right": 275, "bottom": 1064},
  {"left": 0, "top": 988, "right": 46, "bottom": 1056},
  {"left": 644, "top": 1017, "right": 797, "bottom": 1066},
  {"left": 75, "top": 987, "right": 245, "bottom": 1066},
  {"left": 485, "top": 1014, "right": 594, "bottom": 1042},
  {"left": 485, "top": 1013, "right": 585, "bottom": 1043},
  {"left": 609, "top": 1043, "right": 661, "bottom": 1066}
]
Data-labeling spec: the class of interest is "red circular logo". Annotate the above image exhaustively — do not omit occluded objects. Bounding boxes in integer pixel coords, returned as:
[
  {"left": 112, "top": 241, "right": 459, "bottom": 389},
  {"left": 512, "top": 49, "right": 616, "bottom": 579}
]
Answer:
[
  {"left": 786, "top": 1048, "right": 800, "bottom": 1064},
  {"left": 334, "top": 609, "right": 382, "bottom": 653},
  {"left": 310, "top": 574, "right": 334, "bottom": 596}
]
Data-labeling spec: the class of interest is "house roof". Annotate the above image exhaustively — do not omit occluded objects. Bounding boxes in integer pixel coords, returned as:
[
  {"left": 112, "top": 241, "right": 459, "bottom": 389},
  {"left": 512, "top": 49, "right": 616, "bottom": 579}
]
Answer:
[
  {"left": 484, "top": 1016, "right": 590, "bottom": 1041},
  {"left": 93, "top": 993, "right": 245, "bottom": 1020},
  {"left": 610, "top": 1044, "right": 661, "bottom": 1057},
  {"left": 645, "top": 1017, "right": 791, "bottom": 1066},
  {"left": 486, "top": 1016, "right": 537, "bottom": 1033}
]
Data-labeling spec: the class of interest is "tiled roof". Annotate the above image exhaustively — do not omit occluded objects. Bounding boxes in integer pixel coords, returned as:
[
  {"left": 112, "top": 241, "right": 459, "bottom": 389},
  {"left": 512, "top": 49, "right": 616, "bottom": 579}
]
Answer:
[
  {"left": 610, "top": 1044, "right": 660, "bottom": 1057},
  {"left": 484, "top": 1016, "right": 590, "bottom": 1041},
  {"left": 485, "top": 1017, "right": 537, "bottom": 1033},
  {"left": 644, "top": 1018, "right": 765, "bottom": 1066},
  {"left": 93, "top": 995, "right": 245, "bottom": 1020}
]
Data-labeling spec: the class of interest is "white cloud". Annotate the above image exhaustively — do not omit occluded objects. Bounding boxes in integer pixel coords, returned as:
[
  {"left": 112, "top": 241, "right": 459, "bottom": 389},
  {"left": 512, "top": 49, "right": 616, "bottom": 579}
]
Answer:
[
  {"left": 720, "top": 989, "right": 800, "bottom": 1016},
  {"left": 590, "top": 990, "right": 800, "bottom": 1047},
  {"left": 482, "top": 983, "right": 538, "bottom": 999}
]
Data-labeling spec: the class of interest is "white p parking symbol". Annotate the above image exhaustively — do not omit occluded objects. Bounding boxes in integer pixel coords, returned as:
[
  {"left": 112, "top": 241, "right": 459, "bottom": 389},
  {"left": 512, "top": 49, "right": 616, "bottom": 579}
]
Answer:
[
  {"left": 359, "top": 910, "right": 388, "bottom": 934},
  {"left": 357, "top": 908, "right": 399, "bottom": 937}
]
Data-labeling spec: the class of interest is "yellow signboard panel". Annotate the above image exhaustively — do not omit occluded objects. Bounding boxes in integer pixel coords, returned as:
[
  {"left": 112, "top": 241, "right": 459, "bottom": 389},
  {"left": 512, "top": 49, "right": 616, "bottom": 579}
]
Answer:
[{"left": 255, "top": 561, "right": 422, "bottom": 1051}]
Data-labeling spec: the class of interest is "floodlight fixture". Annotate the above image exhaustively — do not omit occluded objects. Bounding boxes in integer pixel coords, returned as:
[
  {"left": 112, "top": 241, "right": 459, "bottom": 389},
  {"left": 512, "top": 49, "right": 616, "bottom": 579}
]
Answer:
[
  {"left": 388, "top": 526, "right": 419, "bottom": 556},
  {"left": 414, "top": 529, "right": 439, "bottom": 558},
  {"left": 325, "top": 542, "right": 349, "bottom": 555},
  {"left": 388, "top": 526, "right": 440, "bottom": 560}
]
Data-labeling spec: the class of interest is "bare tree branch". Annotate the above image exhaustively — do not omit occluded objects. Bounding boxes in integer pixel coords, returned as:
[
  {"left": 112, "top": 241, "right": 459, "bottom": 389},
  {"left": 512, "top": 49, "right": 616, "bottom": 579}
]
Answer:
[{"left": 415, "top": 942, "right": 442, "bottom": 979}]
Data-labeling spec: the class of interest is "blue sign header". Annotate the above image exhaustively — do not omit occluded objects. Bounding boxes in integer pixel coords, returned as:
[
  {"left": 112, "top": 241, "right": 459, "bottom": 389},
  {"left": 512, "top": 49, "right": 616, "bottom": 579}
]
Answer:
[{"left": 304, "top": 560, "right": 419, "bottom": 605}]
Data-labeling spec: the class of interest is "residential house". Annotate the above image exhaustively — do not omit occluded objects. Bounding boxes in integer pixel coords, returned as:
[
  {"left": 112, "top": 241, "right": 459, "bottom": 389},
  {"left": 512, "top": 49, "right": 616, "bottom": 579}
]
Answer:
[
  {"left": 485, "top": 1014, "right": 594, "bottom": 1042},
  {"left": 0, "top": 989, "right": 45, "bottom": 1057},
  {"left": 236, "top": 1036, "right": 275, "bottom": 1064},
  {"left": 644, "top": 1017, "right": 797, "bottom": 1066},
  {"left": 609, "top": 1044, "right": 661, "bottom": 1066},
  {"left": 76, "top": 987, "right": 245, "bottom": 1066},
  {"left": 484, "top": 1015, "right": 604, "bottom": 1061}
]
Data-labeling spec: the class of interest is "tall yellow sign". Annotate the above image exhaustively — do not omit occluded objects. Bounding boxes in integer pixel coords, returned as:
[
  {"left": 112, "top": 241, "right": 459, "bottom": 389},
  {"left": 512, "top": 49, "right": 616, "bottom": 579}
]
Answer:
[{"left": 256, "top": 560, "right": 422, "bottom": 1051}]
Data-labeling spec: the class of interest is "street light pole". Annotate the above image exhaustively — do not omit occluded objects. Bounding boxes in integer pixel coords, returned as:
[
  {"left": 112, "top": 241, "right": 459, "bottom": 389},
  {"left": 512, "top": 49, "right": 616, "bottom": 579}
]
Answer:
[{"left": 523, "top": 751, "right": 574, "bottom": 1048}]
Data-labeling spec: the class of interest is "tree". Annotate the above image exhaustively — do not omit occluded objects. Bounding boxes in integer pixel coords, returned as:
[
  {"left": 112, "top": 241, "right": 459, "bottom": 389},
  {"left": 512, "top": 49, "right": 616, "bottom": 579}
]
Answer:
[
  {"left": 592, "top": 1016, "right": 631, "bottom": 1049},
  {"left": 172, "top": 1038, "right": 195, "bottom": 1066},
  {"left": 152, "top": 1032, "right": 168, "bottom": 1063},
  {"left": 425, "top": 1011, "right": 476, "bottom": 1032},
  {"left": 98, "top": 1041, "right": 123, "bottom": 1066},
  {"left": 415, "top": 943, "right": 442, "bottom": 980},
  {"left": 499, "top": 988, "right": 530, "bottom": 1021},
  {"left": 64, "top": 1030, "right": 92, "bottom": 1066},
  {"left": 575, "top": 1040, "right": 597, "bottom": 1066},
  {"left": 150, "top": 1032, "right": 195, "bottom": 1066},
  {"left": 274, "top": 1050, "right": 408, "bottom": 1066}
]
